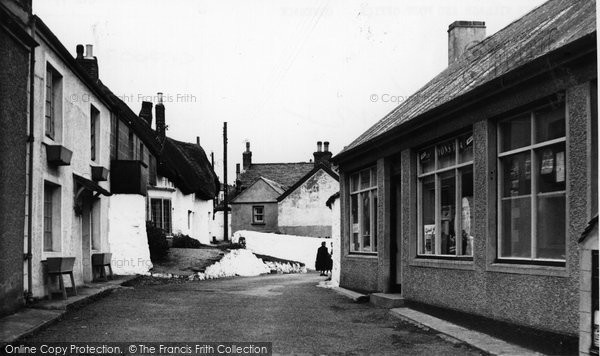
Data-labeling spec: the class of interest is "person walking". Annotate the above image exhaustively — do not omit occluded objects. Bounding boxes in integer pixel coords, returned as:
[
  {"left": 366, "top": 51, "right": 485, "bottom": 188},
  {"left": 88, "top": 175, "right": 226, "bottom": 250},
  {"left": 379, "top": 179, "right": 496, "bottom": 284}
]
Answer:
[{"left": 315, "top": 241, "right": 331, "bottom": 276}]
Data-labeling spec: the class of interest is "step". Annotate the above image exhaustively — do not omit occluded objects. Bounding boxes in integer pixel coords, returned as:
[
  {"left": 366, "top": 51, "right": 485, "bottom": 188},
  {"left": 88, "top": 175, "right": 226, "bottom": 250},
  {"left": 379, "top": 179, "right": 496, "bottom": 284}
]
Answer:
[{"left": 370, "top": 293, "right": 405, "bottom": 308}]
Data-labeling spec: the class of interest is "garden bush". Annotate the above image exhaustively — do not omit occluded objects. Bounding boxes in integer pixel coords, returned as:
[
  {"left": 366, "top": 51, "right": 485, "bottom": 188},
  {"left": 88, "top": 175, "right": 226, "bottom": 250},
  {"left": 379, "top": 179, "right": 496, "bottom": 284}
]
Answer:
[
  {"left": 171, "top": 234, "right": 202, "bottom": 248},
  {"left": 146, "top": 221, "right": 169, "bottom": 261}
]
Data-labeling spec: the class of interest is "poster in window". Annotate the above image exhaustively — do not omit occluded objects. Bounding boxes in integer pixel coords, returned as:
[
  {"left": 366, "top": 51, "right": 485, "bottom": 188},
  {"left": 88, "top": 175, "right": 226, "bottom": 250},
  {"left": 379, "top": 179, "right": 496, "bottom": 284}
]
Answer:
[
  {"left": 555, "top": 151, "right": 565, "bottom": 183},
  {"left": 540, "top": 149, "right": 554, "bottom": 175},
  {"left": 424, "top": 224, "right": 435, "bottom": 254}
]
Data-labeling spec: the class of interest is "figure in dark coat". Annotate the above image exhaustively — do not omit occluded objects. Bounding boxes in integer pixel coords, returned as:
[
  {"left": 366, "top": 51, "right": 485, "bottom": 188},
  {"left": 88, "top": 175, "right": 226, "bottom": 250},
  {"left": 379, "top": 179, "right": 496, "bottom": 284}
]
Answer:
[{"left": 315, "top": 242, "right": 332, "bottom": 276}]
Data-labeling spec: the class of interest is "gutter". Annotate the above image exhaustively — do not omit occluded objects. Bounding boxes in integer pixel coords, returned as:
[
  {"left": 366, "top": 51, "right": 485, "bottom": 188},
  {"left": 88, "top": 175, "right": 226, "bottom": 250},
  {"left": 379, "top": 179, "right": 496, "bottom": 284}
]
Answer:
[{"left": 25, "top": 17, "right": 36, "bottom": 304}]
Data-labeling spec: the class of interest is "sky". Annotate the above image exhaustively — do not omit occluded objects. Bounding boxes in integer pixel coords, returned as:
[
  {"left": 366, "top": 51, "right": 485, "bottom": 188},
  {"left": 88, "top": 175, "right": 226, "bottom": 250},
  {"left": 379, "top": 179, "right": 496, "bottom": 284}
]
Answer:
[{"left": 33, "top": 0, "right": 546, "bottom": 182}]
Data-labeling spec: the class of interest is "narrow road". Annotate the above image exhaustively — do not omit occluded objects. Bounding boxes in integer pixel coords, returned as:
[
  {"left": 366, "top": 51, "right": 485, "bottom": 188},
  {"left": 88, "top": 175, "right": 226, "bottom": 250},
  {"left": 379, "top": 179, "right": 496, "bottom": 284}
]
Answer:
[{"left": 24, "top": 273, "right": 481, "bottom": 355}]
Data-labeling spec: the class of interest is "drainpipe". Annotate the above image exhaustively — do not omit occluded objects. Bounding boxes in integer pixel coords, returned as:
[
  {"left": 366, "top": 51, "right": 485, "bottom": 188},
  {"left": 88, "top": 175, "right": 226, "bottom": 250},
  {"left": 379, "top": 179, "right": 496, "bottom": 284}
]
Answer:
[{"left": 24, "top": 17, "right": 36, "bottom": 304}]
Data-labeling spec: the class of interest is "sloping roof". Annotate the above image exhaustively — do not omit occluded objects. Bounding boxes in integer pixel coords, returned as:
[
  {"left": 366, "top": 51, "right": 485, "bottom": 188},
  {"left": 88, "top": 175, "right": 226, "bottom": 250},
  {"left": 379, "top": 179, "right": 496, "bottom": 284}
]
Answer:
[
  {"left": 95, "top": 81, "right": 162, "bottom": 156},
  {"left": 237, "top": 162, "right": 315, "bottom": 190},
  {"left": 158, "top": 137, "right": 219, "bottom": 200},
  {"left": 338, "top": 0, "right": 596, "bottom": 157},
  {"left": 261, "top": 177, "right": 286, "bottom": 195},
  {"left": 277, "top": 163, "right": 340, "bottom": 202}
]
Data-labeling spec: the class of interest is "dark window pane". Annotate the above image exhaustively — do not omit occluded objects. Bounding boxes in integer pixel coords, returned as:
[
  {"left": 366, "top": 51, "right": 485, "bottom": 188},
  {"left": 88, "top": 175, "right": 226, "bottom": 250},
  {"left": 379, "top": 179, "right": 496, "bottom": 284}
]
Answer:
[
  {"left": 459, "top": 134, "right": 474, "bottom": 163},
  {"left": 460, "top": 167, "right": 474, "bottom": 256},
  {"left": 437, "top": 140, "right": 456, "bottom": 170},
  {"left": 501, "top": 197, "right": 531, "bottom": 258},
  {"left": 350, "top": 174, "right": 359, "bottom": 192},
  {"left": 421, "top": 176, "right": 435, "bottom": 254},
  {"left": 501, "top": 151, "right": 532, "bottom": 197},
  {"left": 535, "top": 104, "right": 565, "bottom": 143},
  {"left": 360, "top": 170, "right": 371, "bottom": 190},
  {"left": 419, "top": 147, "right": 435, "bottom": 174},
  {"left": 362, "top": 192, "right": 370, "bottom": 251},
  {"left": 536, "top": 194, "right": 566, "bottom": 260},
  {"left": 373, "top": 194, "right": 378, "bottom": 252},
  {"left": 500, "top": 114, "right": 530, "bottom": 152},
  {"left": 440, "top": 171, "right": 456, "bottom": 255}
]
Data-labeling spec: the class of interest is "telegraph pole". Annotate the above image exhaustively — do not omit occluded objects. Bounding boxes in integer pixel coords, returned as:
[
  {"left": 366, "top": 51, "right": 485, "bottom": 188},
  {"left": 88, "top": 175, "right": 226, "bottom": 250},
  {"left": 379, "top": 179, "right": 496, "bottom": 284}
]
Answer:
[{"left": 223, "top": 122, "right": 228, "bottom": 241}]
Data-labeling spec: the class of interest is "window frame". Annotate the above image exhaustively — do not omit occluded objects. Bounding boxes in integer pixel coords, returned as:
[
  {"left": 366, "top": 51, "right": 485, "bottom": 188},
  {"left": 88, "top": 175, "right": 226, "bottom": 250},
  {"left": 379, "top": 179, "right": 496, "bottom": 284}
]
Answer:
[
  {"left": 252, "top": 205, "right": 265, "bottom": 225},
  {"left": 43, "top": 182, "right": 61, "bottom": 252},
  {"left": 416, "top": 133, "right": 474, "bottom": 259},
  {"left": 349, "top": 166, "right": 378, "bottom": 254},
  {"left": 150, "top": 198, "right": 172, "bottom": 234},
  {"left": 90, "top": 104, "right": 99, "bottom": 161},
  {"left": 496, "top": 102, "right": 567, "bottom": 264},
  {"left": 45, "top": 64, "right": 62, "bottom": 140}
]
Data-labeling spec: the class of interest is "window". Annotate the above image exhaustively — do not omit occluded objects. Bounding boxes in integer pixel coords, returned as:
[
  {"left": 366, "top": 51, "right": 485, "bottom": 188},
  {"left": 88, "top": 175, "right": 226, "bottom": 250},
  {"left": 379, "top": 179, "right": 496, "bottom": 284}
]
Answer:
[
  {"left": 43, "top": 183, "right": 61, "bottom": 251},
  {"left": 187, "top": 210, "right": 193, "bottom": 229},
  {"left": 128, "top": 129, "right": 134, "bottom": 159},
  {"left": 45, "top": 65, "right": 62, "bottom": 139},
  {"left": 498, "top": 102, "right": 566, "bottom": 262},
  {"left": 252, "top": 206, "right": 264, "bottom": 224},
  {"left": 349, "top": 166, "right": 378, "bottom": 253},
  {"left": 150, "top": 198, "right": 172, "bottom": 234},
  {"left": 90, "top": 105, "right": 99, "bottom": 161},
  {"left": 417, "top": 133, "right": 474, "bottom": 257}
]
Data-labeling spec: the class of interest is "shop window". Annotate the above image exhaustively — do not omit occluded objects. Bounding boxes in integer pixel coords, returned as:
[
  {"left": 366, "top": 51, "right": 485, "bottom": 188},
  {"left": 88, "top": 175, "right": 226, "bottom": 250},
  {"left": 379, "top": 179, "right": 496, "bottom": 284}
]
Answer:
[
  {"left": 498, "top": 102, "right": 566, "bottom": 262},
  {"left": 417, "top": 133, "right": 474, "bottom": 257},
  {"left": 349, "top": 166, "right": 378, "bottom": 253},
  {"left": 252, "top": 206, "right": 264, "bottom": 224},
  {"left": 150, "top": 198, "right": 172, "bottom": 234}
]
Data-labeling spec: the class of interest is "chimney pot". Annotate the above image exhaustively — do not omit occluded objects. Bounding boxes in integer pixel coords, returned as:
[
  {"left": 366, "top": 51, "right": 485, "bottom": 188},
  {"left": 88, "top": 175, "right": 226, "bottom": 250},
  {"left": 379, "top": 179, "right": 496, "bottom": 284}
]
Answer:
[
  {"left": 324, "top": 141, "right": 330, "bottom": 152},
  {"left": 243, "top": 142, "right": 252, "bottom": 170},
  {"left": 317, "top": 141, "right": 323, "bottom": 152},
  {"left": 85, "top": 44, "right": 93, "bottom": 59},
  {"left": 76, "top": 44, "right": 84, "bottom": 59},
  {"left": 245, "top": 142, "right": 250, "bottom": 152},
  {"left": 157, "top": 92, "right": 164, "bottom": 104},
  {"left": 447, "top": 20, "right": 486, "bottom": 65},
  {"left": 196, "top": 136, "right": 200, "bottom": 146}
]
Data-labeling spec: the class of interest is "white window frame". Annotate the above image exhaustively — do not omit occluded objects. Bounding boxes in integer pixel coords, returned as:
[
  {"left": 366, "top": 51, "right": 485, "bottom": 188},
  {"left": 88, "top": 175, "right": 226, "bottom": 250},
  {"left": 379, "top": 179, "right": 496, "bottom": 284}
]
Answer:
[
  {"left": 252, "top": 206, "right": 264, "bottom": 224},
  {"left": 497, "top": 103, "right": 567, "bottom": 263},
  {"left": 349, "top": 166, "right": 378, "bottom": 254},
  {"left": 417, "top": 133, "right": 474, "bottom": 258}
]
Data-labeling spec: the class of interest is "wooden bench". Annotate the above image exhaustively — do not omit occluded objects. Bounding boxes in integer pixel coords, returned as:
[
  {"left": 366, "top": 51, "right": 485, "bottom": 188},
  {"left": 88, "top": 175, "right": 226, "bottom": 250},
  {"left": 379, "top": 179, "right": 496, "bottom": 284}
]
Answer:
[
  {"left": 45, "top": 257, "right": 77, "bottom": 300},
  {"left": 92, "top": 253, "right": 113, "bottom": 281}
]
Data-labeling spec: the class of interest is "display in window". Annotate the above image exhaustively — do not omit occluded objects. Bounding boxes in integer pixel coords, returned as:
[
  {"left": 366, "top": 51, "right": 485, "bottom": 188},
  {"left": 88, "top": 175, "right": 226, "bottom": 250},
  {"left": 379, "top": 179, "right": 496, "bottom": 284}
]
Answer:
[
  {"left": 461, "top": 196, "right": 473, "bottom": 256},
  {"left": 424, "top": 224, "right": 435, "bottom": 254},
  {"left": 555, "top": 151, "right": 565, "bottom": 183},
  {"left": 540, "top": 148, "right": 554, "bottom": 175}
]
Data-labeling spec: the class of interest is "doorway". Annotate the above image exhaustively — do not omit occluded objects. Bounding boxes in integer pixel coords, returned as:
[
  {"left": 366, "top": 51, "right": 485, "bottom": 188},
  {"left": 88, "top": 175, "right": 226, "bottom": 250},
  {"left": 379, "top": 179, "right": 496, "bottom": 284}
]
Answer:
[{"left": 390, "top": 174, "right": 402, "bottom": 293}]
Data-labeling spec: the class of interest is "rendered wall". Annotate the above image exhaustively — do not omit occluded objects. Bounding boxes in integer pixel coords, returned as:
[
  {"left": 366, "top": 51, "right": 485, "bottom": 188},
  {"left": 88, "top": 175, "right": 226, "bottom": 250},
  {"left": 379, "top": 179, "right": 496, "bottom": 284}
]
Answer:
[
  {"left": 107, "top": 194, "right": 152, "bottom": 274},
  {"left": 0, "top": 24, "right": 29, "bottom": 315},
  {"left": 330, "top": 197, "right": 341, "bottom": 286},
  {"left": 278, "top": 169, "right": 338, "bottom": 237},
  {"left": 211, "top": 210, "right": 231, "bottom": 241},
  {"left": 231, "top": 203, "right": 278, "bottom": 234},
  {"left": 232, "top": 230, "right": 330, "bottom": 269}
]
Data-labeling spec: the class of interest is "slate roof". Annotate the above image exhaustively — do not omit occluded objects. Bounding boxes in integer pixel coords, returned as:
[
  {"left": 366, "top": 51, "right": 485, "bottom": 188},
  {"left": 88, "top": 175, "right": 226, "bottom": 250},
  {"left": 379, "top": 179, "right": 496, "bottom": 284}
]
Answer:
[
  {"left": 337, "top": 0, "right": 596, "bottom": 158},
  {"left": 237, "top": 163, "right": 315, "bottom": 191},
  {"left": 158, "top": 138, "right": 219, "bottom": 200}
]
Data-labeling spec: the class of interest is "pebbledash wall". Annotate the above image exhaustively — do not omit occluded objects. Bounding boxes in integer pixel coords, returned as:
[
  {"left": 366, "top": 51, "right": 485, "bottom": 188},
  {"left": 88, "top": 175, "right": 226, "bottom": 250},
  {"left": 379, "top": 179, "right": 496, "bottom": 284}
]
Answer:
[
  {"left": 278, "top": 169, "right": 339, "bottom": 237},
  {"left": 148, "top": 176, "right": 214, "bottom": 244},
  {"left": 339, "top": 80, "right": 597, "bottom": 336},
  {"left": 29, "top": 27, "right": 112, "bottom": 298}
]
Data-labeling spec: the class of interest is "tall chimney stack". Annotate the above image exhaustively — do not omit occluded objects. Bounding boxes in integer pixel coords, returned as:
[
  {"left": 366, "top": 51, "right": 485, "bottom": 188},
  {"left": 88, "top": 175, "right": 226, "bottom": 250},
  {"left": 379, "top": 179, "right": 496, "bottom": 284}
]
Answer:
[
  {"left": 236, "top": 163, "right": 241, "bottom": 183},
  {"left": 242, "top": 142, "right": 252, "bottom": 171},
  {"left": 196, "top": 136, "right": 200, "bottom": 146},
  {"left": 313, "top": 140, "right": 332, "bottom": 167},
  {"left": 139, "top": 101, "right": 153, "bottom": 126},
  {"left": 75, "top": 43, "right": 99, "bottom": 81},
  {"left": 447, "top": 21, "right": 486, "bottom": 65},
  {"left": 324, "top": 141, "right": 329, "bottom": 152},
  {"left": 155, "top": 92, "right": 166, "bottom": 141}
]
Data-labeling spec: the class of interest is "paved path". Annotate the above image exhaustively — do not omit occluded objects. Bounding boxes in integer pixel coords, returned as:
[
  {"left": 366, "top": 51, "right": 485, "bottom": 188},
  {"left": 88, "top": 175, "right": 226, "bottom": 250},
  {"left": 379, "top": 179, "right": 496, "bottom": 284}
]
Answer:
[{"left": 23, "top": 273, "right": 482, "bottom": 355}]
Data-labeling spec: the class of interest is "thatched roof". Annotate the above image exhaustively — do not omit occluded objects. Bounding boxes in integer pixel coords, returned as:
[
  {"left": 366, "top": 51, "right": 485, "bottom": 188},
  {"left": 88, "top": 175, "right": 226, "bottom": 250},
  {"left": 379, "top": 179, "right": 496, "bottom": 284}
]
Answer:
[{"left": 158, "top": 138, "right": 219, "bottom": 200}]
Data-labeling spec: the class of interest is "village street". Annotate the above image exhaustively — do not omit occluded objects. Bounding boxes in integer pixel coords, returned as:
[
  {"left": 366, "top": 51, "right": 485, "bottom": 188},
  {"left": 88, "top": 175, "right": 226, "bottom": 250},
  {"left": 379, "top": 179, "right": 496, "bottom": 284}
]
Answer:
[{"left": 22, "top": 273, "right": 481, "bottom": 355}]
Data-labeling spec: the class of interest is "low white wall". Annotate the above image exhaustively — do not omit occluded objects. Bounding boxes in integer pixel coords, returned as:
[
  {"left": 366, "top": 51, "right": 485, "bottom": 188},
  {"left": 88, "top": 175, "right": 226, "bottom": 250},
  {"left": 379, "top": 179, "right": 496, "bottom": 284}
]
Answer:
[
  {"left": 232, "top": 230, "right": 331, "bottom": 270},
  {"left": 108, "top": 195, "right": 153, "bottom": 274}
]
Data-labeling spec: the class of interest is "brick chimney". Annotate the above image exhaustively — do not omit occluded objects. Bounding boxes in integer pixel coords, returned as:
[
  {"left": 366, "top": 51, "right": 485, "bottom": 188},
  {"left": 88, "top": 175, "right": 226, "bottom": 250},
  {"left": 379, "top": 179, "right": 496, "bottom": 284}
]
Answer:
[
  {"left": 155, "top": 92, "right": 166, "bottom": 141},
  {"left": 313, "top": 141, "right": 332, "bottom": 167},
  {"left": 139, "top": 101, "right": 153, "bottom": 126},
  {"left": 76, "top": 44, "right": 99, "bottom": 81},
  {"left": 447, "top": 21, "right": 486, "bottom": 65},
  {"left": 242, "top": 142, "right": 252, "bottom": 171}
]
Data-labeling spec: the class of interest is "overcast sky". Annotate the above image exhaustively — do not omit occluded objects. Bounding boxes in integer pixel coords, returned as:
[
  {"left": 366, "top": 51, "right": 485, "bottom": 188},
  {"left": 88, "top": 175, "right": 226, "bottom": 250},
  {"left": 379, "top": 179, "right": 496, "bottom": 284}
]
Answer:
[{"left": 34, "top": 0, "right": 546, "bottom": 181}]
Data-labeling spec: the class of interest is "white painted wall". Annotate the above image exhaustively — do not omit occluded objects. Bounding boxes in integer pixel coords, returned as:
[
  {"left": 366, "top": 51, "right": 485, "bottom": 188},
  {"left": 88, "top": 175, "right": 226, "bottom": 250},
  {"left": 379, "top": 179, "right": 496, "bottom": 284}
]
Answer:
[
  {"left": 30, "top": 33, "right": 112, "bottom": 298},
  {"left": 330, "top": 196, "right": 340, "bottom": 286},
  {"left": 148, "top": 176, "right": 214, "bottom": 244},
  {"left": 211, "top": 210, "right": 231, "bottom": 242},
  {"left": 107, "top": 194, "right": 153, "bottom": 274},
  {"left": 232, "top": 230, "right": 331, "bottom": 269},
  {"left": 278, "top": 169, "right": 339, "bottom": 236}
]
